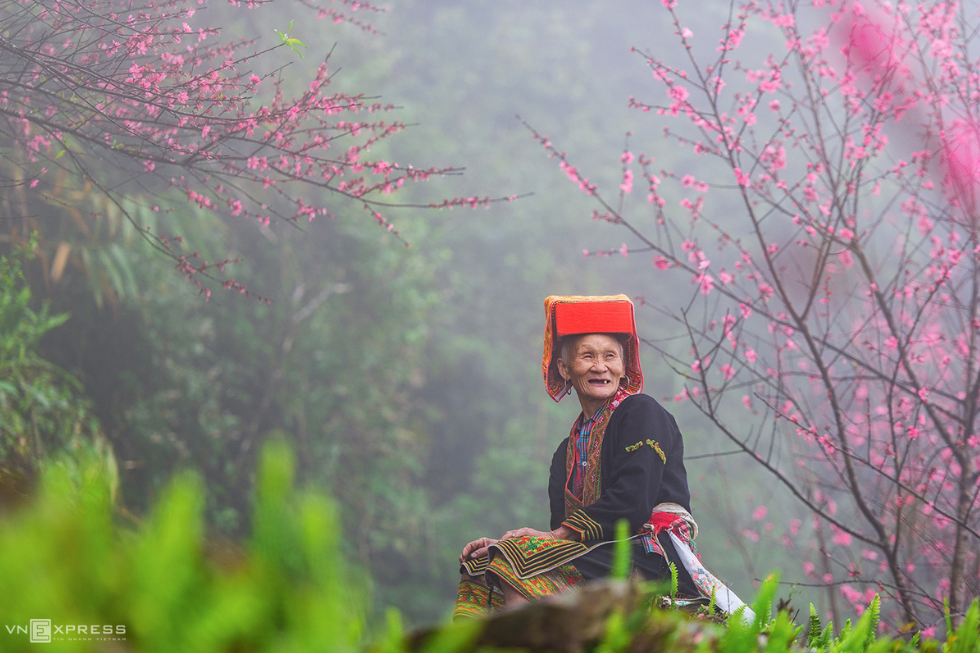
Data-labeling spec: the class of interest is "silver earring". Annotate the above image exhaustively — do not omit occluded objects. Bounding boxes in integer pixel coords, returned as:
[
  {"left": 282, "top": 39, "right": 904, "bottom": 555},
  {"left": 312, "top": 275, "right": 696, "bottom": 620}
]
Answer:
[
  {"left": 621, "top": 375, "right": 630, "bottom": 387},
  {"left": 564, "top": 381, "right": 573, "bottom": 396}
]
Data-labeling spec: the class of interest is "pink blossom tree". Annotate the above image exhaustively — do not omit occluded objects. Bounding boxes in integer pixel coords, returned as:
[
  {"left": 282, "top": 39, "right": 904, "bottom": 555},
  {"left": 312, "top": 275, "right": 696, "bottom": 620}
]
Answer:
[
  {"left": 530, "top": 0, "right": 980, "bottom": 633},
  {"left": 0, "top": 0, "right": 502, "bottom": 298}
]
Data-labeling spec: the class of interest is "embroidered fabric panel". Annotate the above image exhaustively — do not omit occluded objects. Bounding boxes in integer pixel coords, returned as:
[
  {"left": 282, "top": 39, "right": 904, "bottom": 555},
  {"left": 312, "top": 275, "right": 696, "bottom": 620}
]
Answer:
[
  {"left": 639, "top": 510, "right": 697, "bottom": 556},
  {"left": 453, "top": 577, "right": 504, "bottom": 621},
  {"left": 460, "top": 555, "right": 490, "bottom": 577},
  {"left": 486, "top": 559, "right": 584, "bottom": 603},
  {"left": 490, "top": 535, "right": 593, "bottom": 578},
  {"left": 563, "top": 386, "right": 632, "bottom": 519},
  {"left": 563, "top": 510, "right": 603, "bottom": 542},
  {"left": 569, "top": 411, "right": 599, "bottom": 497}
]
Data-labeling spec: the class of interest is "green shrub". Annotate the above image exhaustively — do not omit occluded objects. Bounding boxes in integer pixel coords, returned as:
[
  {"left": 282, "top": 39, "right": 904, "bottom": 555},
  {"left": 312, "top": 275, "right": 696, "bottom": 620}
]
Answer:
[
  {"left": 0, "top": 237, "right": 107, "bottom": 481},
  {"left": 0, "top": 442, "right": 363, "bottom": 653}
]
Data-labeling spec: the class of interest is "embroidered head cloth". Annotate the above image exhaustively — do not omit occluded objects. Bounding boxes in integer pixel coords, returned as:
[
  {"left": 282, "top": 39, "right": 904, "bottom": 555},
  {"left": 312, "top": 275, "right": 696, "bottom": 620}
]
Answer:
[{"left": 542, "top": 294, "right": 643, "bottom": 402}]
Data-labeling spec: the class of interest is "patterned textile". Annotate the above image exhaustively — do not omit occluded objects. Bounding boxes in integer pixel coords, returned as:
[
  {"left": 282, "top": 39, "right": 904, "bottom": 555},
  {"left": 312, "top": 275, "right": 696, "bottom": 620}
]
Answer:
[
  {"left": 640, "top": 503, "right": 753, "bottom": 620},
  {"left": 490, "top": 535, "right": 594, "bottom": 577},
  {"left": 453, "top": 577, "right": 504, "bottom": 620},
  {"left": 455, "top": 536, "right": 592, "bottom": 620},
  {"left": 541, "top": 295, "right": 644, "bottom": 402},
  {"left": 486, "top": 559, "right": 584, "bottom": 603},
  {"left": 569, "top": 410, "right": 599, "bottom": 497},
  {"left": 562, "top": 386, "right": 633, "bottom": 535},
  {"left": 639, "top": 504, "right": 696, "bottom": 556}
]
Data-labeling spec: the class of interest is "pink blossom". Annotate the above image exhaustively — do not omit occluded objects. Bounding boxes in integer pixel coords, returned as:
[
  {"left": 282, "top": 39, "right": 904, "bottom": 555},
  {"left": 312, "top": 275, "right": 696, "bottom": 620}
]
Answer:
[
  {"left": 620, "top": 169, "right": 633, "bottom": 194},
  {"left": 831, "top": 529, "right": 852, "bottom": 546},
  {"left": 698, "top": 273, "right": 714, "bottom": 295},
  {"left": 669, "top": 86, "right": 690, "bottom": 103}
]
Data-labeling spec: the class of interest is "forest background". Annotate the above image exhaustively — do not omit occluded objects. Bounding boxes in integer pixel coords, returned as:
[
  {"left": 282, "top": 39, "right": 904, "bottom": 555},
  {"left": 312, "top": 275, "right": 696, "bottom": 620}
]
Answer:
[{"left": 1, "top": 0, "right": 857, "bottom": 627}]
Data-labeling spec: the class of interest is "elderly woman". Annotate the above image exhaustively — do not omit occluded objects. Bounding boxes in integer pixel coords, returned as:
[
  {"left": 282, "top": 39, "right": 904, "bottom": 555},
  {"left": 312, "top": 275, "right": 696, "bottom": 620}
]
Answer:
[{"left": 453, "top": 295, "right": 747, "bottom": 620}]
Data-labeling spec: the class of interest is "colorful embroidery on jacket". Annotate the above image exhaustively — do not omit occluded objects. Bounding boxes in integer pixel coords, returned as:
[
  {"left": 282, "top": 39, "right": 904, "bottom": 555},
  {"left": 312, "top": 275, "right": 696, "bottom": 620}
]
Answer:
[
  {"left": 563, "top": 386, "right": 633, "bottom": 519},
  {"left": 624, "top": 438, "right": 666, "bottom": 463}
]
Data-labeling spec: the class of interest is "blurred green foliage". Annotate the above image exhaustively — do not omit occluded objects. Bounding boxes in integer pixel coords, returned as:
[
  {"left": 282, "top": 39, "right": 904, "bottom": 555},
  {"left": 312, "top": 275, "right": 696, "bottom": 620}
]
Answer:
[
  {"left": 0, "top": 442, "right": 364, "bottom": 653},
  {"left": 0, "top": 446, "right": 976, "bottom": 652}
]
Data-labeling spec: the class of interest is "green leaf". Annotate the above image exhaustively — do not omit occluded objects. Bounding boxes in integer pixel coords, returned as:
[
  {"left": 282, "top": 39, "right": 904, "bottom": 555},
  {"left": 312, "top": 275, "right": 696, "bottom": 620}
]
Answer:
[{"left": 611, "top": 518, "right": 631, "bottom": 581}]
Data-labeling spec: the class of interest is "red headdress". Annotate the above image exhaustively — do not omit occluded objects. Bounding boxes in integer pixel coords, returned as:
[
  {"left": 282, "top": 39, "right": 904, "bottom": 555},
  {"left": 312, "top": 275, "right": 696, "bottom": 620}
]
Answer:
[{"left": 541, "top": 294, "right": 643, "bottom": 402}]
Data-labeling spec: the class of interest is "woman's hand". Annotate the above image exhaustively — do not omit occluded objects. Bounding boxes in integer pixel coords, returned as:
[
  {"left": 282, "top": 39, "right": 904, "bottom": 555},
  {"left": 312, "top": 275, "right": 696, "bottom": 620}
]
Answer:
[
  {"left": 501, "top": 527, "right": 552, "bottom": 540},
  {"left": 459, "top": 537, "right": 498, "bottom": 562},
  {"left": 502, "top": 525, "right": 577, "bottom": 541},
  {"left": 460, "top": 526, "right": 580, "bottom": 562}
]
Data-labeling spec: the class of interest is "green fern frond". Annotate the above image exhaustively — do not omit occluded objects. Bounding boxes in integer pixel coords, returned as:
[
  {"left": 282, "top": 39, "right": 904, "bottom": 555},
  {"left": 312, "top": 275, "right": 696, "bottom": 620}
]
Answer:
[
  {"left": 818, "top": 621, "right": 834, "bottom": 649},
  {"left": 866, "top": 594, "right": 880, "bottom": 648},
  {"left": 948, "top": 598, "right": 980, "bottom": 653},
  {"left": 668, "top": 562, "right": 678, "bottom": 601},
  {"left": 808, "top": 604, "right": 823, "bottom": 648},
  {"left": 944, "top": 598, "right": 953, "bottom": 638}
]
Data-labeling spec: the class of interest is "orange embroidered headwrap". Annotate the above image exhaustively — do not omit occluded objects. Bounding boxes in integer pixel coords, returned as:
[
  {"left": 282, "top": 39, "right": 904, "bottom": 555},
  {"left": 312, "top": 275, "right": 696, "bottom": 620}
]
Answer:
[{"left": 542, "top": 294, "right": 643, "bottom": 402}]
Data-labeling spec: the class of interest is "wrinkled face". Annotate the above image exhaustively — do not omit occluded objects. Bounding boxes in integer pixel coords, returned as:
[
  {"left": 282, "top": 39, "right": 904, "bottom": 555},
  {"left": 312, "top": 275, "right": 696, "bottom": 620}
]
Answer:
[{"left": 557, "top": 333, "right": 626, "bottom": 410}]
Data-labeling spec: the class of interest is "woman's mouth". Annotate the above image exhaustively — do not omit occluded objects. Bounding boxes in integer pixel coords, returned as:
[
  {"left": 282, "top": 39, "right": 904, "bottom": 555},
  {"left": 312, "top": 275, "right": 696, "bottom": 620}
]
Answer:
[{"left": 587, "top": 379, "right": 611, "bottom": 386}]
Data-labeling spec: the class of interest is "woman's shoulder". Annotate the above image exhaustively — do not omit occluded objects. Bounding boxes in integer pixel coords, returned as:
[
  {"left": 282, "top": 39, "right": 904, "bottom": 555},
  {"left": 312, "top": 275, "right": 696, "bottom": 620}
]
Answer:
[
  {"left": 617, "top": 392, "right": 668, "bottom": 414},
  {"left": 611, "top": 393, "right": 679, "bottom": 431}
]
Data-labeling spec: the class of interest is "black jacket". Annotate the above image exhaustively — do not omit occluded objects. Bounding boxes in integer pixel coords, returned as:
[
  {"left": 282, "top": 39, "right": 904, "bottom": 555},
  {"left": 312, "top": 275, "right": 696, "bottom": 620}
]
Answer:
[{"left": 548, "top": 393, "right": 691, "bottom": 541}]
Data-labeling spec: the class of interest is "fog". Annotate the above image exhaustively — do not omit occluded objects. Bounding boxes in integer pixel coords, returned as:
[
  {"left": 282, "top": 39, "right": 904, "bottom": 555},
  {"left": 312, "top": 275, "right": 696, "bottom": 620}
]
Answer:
[{"left": 4, "top": 0, "right": 819, "bottom": 625}]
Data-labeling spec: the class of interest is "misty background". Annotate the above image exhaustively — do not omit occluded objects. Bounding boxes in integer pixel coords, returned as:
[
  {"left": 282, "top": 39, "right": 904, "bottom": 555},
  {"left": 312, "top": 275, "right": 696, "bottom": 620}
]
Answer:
[{"left": 9, "top": 0, "right": 803, "bottom": 624}]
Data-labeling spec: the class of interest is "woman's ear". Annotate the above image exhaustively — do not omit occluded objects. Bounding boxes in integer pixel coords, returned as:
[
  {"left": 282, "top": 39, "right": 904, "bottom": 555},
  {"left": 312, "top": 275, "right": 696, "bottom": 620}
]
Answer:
[{"left": 556, "top": 356, "right": 570, "bottom": 381}]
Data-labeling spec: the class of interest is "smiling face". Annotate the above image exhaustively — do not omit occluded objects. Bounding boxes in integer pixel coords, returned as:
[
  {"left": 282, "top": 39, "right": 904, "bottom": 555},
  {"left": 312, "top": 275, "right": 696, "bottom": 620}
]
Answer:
[{"left": 556, "top": 333, "right": 626, "bottom": 416}]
